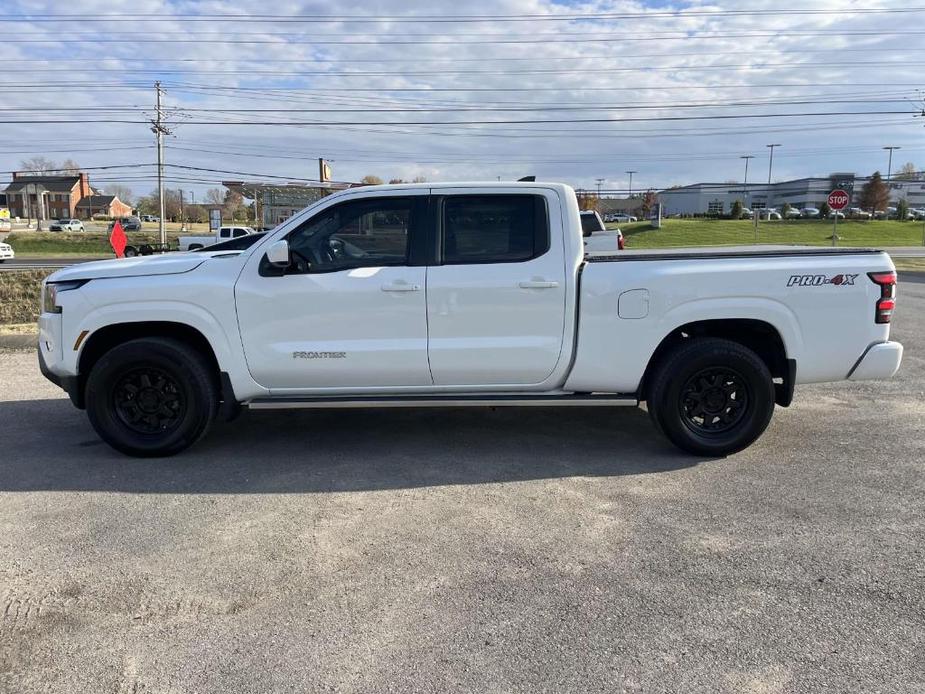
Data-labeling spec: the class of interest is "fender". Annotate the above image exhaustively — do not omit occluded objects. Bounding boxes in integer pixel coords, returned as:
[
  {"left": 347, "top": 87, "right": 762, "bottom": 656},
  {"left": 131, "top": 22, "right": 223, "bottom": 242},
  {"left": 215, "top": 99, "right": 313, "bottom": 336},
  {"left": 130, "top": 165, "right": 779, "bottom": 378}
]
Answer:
[
  {"left": 72, "top": 301, "right": 268, "bottom": 401},
  {"left": 566, "top": 294, "right": 802, "bottom": 394}
]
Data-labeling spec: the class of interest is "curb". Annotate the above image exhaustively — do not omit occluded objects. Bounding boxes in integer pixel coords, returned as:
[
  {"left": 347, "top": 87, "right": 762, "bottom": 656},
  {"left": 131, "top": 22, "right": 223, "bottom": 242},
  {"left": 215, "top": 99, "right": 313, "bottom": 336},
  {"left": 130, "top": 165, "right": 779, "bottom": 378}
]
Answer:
[{"left": 0, "top": 333, "right": 37, "bottom": 350}]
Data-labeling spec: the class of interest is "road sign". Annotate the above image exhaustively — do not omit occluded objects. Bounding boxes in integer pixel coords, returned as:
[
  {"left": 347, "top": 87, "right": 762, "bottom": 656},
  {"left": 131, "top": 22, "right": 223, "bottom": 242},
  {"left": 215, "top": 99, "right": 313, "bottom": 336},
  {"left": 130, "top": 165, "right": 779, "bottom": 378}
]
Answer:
[
  {"left": 828, "top": 189, "right": 850, "bottom": 211},
  {"left": 109, "top": 220, "right": 127, "bottom": 258}
]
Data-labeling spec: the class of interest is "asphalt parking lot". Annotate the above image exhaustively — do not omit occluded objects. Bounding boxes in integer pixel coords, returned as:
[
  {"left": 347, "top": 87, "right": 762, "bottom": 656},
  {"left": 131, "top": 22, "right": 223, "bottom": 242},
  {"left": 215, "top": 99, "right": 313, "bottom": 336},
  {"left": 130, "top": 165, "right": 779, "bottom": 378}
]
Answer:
[{"left": 1, "top": 282, "right": 923, "bottom": 693}]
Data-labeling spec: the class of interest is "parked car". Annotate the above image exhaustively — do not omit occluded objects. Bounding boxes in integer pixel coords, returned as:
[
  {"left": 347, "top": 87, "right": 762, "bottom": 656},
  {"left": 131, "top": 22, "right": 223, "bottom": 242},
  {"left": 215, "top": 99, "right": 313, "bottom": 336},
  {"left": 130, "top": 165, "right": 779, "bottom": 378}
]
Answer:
[
  {"left": 783, "top": 207, "right": 802, "bottom": 219},
  {"left": 801, "top": 207, "right": 821, "bottom": 218},
  {"left": 140, "top": 215, "right": 160, "bottom": 223},
  {"left": 763, "top": 210, "right": 782, "bottom": 221},
  {"left": 0, "top": 218, "right": 12, "bottom": 232},
  {"left": 848, "top": 207, "right": 872, "bottom": 219},
  {"left": 179, "top": 226, "right": 258, "bottom": 251},
  {"left": 0, "top": 241, "right": 13, "bottom": 262},
  {"left": 580, "top": 210, "right": 624, "bottom": 251},
  {"left": 38, "top": 181, "right": 902, "bottom": 459},
  {"left": 610, "top": 213, "right": 637, "bottom": 223},
  {"left": 828, "top": 210, "right": 845, "bottom": 219},
  {"left": 48, "top": 219, "right": 84, "bottom": 232},
  {"left": 109, "top": 216, "right": 142, "bottom": 232}
]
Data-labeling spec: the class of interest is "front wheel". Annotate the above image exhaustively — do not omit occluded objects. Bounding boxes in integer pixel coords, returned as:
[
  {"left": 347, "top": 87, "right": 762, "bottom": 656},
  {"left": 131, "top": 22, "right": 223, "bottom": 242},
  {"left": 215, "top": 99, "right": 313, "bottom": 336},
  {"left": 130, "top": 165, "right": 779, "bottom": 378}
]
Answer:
[
  {"left": 647, "top": 338, "right": 775, "bottom": 456},
  {"left": 85, "top": 337, "right": 217, "bottom": 457}
]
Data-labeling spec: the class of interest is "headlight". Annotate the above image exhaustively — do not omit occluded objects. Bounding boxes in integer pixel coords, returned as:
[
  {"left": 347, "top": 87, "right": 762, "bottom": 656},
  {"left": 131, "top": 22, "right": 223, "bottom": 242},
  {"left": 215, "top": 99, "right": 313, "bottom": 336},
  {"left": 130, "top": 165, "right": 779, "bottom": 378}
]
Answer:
[{"left": 42, "top": 280, "right": 87, "bottom": 314}]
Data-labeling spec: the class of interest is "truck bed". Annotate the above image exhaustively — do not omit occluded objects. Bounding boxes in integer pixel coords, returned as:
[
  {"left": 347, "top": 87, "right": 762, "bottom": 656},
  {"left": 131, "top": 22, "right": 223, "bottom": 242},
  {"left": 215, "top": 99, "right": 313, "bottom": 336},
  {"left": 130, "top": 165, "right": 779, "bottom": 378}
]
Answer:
[{"left": 587, "top": 245, "right": 883, "bottom": 262}]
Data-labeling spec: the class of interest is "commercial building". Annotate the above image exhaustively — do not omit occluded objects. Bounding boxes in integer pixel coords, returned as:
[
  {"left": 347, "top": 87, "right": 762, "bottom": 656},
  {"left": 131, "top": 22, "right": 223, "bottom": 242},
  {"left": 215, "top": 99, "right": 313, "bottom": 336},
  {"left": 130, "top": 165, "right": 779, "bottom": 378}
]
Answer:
[
  {"left": 658, "top": 173, "right": 925, "bottom": 216},
  {"left": 223, "top": 180, "right": 350, "bottom": 227}
]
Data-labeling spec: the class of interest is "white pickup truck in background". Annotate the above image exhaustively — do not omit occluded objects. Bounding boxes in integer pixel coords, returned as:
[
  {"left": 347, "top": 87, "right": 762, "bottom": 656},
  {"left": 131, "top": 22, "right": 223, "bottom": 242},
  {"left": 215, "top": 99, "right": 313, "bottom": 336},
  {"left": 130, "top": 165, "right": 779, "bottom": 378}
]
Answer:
[
  {"left": 178, "top": 225, "right": 257, "bottom": 251},
  {"left": 38, "top": 182, "right": 902, "bottom": 458}
]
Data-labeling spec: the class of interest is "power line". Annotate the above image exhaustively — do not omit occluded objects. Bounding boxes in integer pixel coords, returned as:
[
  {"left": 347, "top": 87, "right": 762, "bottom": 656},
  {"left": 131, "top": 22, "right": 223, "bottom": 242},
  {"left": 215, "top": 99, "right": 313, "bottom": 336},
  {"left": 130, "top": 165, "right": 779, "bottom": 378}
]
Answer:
[{"left": 3, "top": 7, "right": 924, "bottom": 22}]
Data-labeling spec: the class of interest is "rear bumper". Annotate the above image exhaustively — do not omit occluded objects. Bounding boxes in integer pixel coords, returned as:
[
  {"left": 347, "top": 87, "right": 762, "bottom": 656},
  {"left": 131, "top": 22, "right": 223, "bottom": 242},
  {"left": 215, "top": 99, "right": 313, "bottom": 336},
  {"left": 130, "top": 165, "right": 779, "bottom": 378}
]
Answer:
[{"left": 848, "top": 341, "right": 903, "bottom": 381}]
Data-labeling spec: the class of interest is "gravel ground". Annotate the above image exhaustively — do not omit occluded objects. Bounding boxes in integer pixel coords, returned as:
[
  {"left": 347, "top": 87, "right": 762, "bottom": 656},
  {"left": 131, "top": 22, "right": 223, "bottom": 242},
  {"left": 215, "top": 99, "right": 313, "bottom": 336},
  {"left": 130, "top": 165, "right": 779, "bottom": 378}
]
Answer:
[{"left": 0, "top": 283, "right": 923, "bottom": 693}]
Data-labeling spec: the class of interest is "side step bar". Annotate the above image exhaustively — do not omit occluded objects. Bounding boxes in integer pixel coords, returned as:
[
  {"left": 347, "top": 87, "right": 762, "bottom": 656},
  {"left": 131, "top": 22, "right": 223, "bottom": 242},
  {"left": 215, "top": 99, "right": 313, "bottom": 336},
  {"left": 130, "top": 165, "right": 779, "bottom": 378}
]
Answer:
[{"left": 247, "top": 393, "right": 638, "bottom": 410}]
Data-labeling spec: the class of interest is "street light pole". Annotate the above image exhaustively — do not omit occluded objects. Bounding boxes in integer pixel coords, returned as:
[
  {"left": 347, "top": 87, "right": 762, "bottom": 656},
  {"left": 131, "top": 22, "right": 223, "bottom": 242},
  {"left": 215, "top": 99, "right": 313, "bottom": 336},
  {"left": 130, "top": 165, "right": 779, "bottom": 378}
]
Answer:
[
  {"left": 596, "top": 178, "right": 604, "bottom": 199},
  {"left": 883, "top": 146, "right": 900, "bottom": 182},
  {"left": 765, "top": 144, "right": 781, "bottom": 220},
  {"left": 740, "top": 154, "right": 754, "bottom": 207},
  {"left": 625, "top": 170, "right": 637, "bottom": 199}
]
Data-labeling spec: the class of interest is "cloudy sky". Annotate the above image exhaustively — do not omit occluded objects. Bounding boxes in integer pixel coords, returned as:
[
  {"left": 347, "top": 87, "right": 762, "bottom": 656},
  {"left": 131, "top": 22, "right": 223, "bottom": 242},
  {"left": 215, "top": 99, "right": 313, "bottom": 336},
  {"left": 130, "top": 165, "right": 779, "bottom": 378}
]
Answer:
[{"left": 0, "top": 0, "right": 922, "bottom": 200}]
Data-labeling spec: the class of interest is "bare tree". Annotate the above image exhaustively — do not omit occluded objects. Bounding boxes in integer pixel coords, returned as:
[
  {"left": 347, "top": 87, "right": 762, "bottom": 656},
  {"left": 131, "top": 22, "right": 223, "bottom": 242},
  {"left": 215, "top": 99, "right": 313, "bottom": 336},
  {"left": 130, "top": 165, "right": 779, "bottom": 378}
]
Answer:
[
  {"left": 894, "top": 162, "right": 920, "bottom": 181},
  {"left": 205, "top": 188, "right": 225, "bottom": 206},
  {"left": 59, "top": 158, "right": 81, "bottom": 174},
  {"left": 19, "top": 156, "right": 59, "bottom": 174},
  {"left": 360, "top": 175, "right": 384, "bottom": 185},
  {"left": 411, "top": 176, "right": 427, "bottom": 183},
  {"left": 104, "top": 184, "right": 134, "bottom": 205}
]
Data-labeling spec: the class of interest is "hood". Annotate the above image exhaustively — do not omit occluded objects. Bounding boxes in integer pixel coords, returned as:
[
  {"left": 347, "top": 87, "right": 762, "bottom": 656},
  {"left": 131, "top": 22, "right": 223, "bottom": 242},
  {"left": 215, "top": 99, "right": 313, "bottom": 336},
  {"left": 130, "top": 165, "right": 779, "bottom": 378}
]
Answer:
[{"left": 46, "top": 252, "right": 213, "bottom": 283}]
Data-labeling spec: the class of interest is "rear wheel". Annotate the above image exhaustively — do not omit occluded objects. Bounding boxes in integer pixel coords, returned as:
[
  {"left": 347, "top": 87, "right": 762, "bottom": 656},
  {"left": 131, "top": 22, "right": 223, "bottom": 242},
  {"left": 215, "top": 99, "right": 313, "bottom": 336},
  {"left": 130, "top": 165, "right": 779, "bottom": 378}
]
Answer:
[
  {"left": 85, "top": 337, "right": 217, "bottom": 457},
  {"left": 647, "top": 338, "right": 775, "bottom": 456}
]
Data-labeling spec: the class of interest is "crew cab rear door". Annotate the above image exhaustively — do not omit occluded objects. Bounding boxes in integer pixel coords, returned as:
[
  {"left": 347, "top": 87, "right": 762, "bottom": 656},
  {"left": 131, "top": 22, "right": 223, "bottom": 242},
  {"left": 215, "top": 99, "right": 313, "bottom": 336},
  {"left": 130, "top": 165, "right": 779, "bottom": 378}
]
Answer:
[{"left": 426, "top": 189, "right": 567, "bottom": 386}]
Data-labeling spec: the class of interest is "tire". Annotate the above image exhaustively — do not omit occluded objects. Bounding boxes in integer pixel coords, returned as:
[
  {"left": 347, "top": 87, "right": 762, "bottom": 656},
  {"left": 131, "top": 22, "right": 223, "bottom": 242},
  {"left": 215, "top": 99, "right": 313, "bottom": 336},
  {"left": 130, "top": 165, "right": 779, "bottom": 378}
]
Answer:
[
  {"left": 647, "top": 338, "right": 774, "bottom": 456},
  {"left": 124, "top": 246, "right": 138, "bottom": 257},
  {"left": 85, "top": 337, "right": 217, "bottom": 457}
]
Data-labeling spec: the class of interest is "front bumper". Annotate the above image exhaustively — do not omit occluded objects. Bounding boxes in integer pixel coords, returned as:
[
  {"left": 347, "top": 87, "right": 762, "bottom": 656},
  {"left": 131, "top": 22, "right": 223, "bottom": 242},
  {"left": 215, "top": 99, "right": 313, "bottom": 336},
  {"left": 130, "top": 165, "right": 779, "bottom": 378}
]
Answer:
[
  {"left": 848, "top": 341, "right": 903, "bottom": 381},
  {"left": 38, "top": 343, "right": 84, "bottom": 408}
]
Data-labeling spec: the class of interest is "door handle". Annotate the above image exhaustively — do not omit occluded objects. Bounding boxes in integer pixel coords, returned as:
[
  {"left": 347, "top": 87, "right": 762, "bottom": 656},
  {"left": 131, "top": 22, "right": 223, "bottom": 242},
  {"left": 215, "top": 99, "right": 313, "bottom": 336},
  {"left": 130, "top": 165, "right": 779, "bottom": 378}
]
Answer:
[
  {"left": 381, "top": 282, "right": 421, "bottom": 292},
  {"left": 518, "top": 280, "right": 559, "bottom": 289}
]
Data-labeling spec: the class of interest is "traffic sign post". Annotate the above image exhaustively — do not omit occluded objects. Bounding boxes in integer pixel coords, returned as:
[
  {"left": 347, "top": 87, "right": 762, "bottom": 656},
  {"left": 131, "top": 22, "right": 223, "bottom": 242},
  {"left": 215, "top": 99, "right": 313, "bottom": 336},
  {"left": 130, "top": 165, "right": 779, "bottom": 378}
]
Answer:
[{"left": 828, "top": 189, "right": 849, "bottom": 247}]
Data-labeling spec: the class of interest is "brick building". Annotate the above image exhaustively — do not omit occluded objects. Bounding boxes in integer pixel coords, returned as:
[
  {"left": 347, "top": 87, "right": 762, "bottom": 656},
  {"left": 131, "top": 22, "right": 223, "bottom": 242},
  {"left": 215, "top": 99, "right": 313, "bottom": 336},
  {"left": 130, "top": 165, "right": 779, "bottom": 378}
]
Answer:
[
  {"left": 74, "top": 194, "right": 133, "bottom": 219},
  {"left": 3, "top": 172, "right": 95, "bottom": 220}
]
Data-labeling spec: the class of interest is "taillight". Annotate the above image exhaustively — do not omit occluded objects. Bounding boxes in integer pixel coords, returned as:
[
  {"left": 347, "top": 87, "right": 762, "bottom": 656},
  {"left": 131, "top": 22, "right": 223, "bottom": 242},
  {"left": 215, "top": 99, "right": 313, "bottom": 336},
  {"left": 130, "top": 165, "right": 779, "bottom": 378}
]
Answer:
[{"left": 868, "top": 271, "right": 897, "bottom": 324}]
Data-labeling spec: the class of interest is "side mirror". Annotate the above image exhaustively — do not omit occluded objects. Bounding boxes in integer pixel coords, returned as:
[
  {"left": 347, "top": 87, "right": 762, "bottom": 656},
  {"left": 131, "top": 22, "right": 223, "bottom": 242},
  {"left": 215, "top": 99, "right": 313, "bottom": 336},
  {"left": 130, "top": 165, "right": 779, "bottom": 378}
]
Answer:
[{"left": 266, "top": 239, "right": 290, "bottom": 267}]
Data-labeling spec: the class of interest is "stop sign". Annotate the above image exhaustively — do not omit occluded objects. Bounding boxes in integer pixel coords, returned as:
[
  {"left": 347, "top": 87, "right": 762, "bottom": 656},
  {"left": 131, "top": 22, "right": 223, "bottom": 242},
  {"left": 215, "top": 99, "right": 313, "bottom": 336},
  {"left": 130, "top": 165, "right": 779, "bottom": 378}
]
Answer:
[{"left": 828, "top": 189, "right": 850, "bottom": 211}]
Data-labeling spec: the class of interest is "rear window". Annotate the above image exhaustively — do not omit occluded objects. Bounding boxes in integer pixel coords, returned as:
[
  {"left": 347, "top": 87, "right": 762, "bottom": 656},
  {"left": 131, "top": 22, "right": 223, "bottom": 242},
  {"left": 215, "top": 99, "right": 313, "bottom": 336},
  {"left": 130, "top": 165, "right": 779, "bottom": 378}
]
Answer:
[
  {"left": 442, "top": 195, "right": 549, "bottom": 265},
  {"left": 580, "top": 211, "right": 605, "bottom": 235}
]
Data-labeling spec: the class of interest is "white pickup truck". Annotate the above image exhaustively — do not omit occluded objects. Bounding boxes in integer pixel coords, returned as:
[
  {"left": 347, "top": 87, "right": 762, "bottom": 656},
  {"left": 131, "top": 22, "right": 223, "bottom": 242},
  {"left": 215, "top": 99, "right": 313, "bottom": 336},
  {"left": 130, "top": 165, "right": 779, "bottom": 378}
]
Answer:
[
  {"left": 178, "top": 225, "right": 256, "bottom": 251},
  {"left": 38, "top": 182, "right": 902, "bottom": 458}
]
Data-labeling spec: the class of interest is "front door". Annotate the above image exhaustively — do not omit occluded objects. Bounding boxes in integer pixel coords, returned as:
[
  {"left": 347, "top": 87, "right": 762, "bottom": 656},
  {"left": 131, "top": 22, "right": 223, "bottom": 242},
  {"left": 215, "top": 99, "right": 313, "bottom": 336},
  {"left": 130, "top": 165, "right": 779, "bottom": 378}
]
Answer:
[
  {"left": 235, "top": 192, "right": 432, "bottom": 391},
  {"left": 425, "top": 190, "right": 568, "bottom": 386}
]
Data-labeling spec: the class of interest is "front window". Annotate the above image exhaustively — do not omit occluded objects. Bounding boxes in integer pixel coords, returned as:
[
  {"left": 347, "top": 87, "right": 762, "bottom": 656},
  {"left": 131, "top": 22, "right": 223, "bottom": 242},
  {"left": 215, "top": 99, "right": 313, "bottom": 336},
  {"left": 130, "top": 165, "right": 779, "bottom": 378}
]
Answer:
[{"left": 284, "top": 197, "right": 412, "bottom": 273}]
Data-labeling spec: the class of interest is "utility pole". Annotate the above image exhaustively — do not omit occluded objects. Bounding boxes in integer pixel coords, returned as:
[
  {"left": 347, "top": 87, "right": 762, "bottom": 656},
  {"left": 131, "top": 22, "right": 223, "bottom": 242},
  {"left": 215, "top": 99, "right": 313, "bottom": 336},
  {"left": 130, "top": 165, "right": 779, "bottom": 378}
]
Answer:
[
  {"left": 625, "top": 170, "right": 637, "bottom": 199},
  {"left": 179, "top": 189, "right": 185, "bottom": 231},
  {"left": 151, "top": 81, "right": 171, "bottom": 245},
  {"left": 595, "top": 178, "right": 605, "bottom": 199},
  {"left": 765, "top": 144, "right": 781, "bottom": 220}
]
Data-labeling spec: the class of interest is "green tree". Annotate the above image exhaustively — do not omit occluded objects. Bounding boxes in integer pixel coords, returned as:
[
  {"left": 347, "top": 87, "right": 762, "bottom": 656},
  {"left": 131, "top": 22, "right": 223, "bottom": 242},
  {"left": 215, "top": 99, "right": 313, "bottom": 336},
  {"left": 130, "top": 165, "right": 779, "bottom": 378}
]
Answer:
[
  {"left": 819, "top": 201, "right": 832, "bottom": 218},
  {"left": 781, "top": 202, "right": 792, "bottom": 219},
  {"left": 896, "top": 198, "right": 909, "bottom": 221},
  {"left": 730, "top": 200, "right": 743, "bottom": 219},
  {"left": 859, "top": 171, "right": 890, "bottom": 213}
]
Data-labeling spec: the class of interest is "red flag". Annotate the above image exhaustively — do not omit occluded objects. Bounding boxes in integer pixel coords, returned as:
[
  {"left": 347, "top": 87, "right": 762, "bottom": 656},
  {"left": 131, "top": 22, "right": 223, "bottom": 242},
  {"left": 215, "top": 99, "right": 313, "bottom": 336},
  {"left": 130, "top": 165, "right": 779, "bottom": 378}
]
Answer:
[{"left": 110, "top": 220, "right": 127, "bottom": 258}]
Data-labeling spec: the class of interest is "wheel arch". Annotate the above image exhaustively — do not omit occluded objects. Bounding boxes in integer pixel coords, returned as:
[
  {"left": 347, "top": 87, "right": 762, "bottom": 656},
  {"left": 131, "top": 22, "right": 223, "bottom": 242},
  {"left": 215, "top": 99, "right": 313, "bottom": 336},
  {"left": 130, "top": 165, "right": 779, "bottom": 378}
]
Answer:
[
  {"left": 75, "top": 321, "right": 227, "bottom": 410},
  {"left": 639, "top": 318, "right": 795, "bottom": 407}
]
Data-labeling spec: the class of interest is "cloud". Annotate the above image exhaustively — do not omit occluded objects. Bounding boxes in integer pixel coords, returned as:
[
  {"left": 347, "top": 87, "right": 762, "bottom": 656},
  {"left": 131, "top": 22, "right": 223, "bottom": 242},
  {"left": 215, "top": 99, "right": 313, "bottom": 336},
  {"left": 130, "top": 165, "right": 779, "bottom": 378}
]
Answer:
[{"left": 0, "top": 0, "right": 920, "bottom": 198}]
